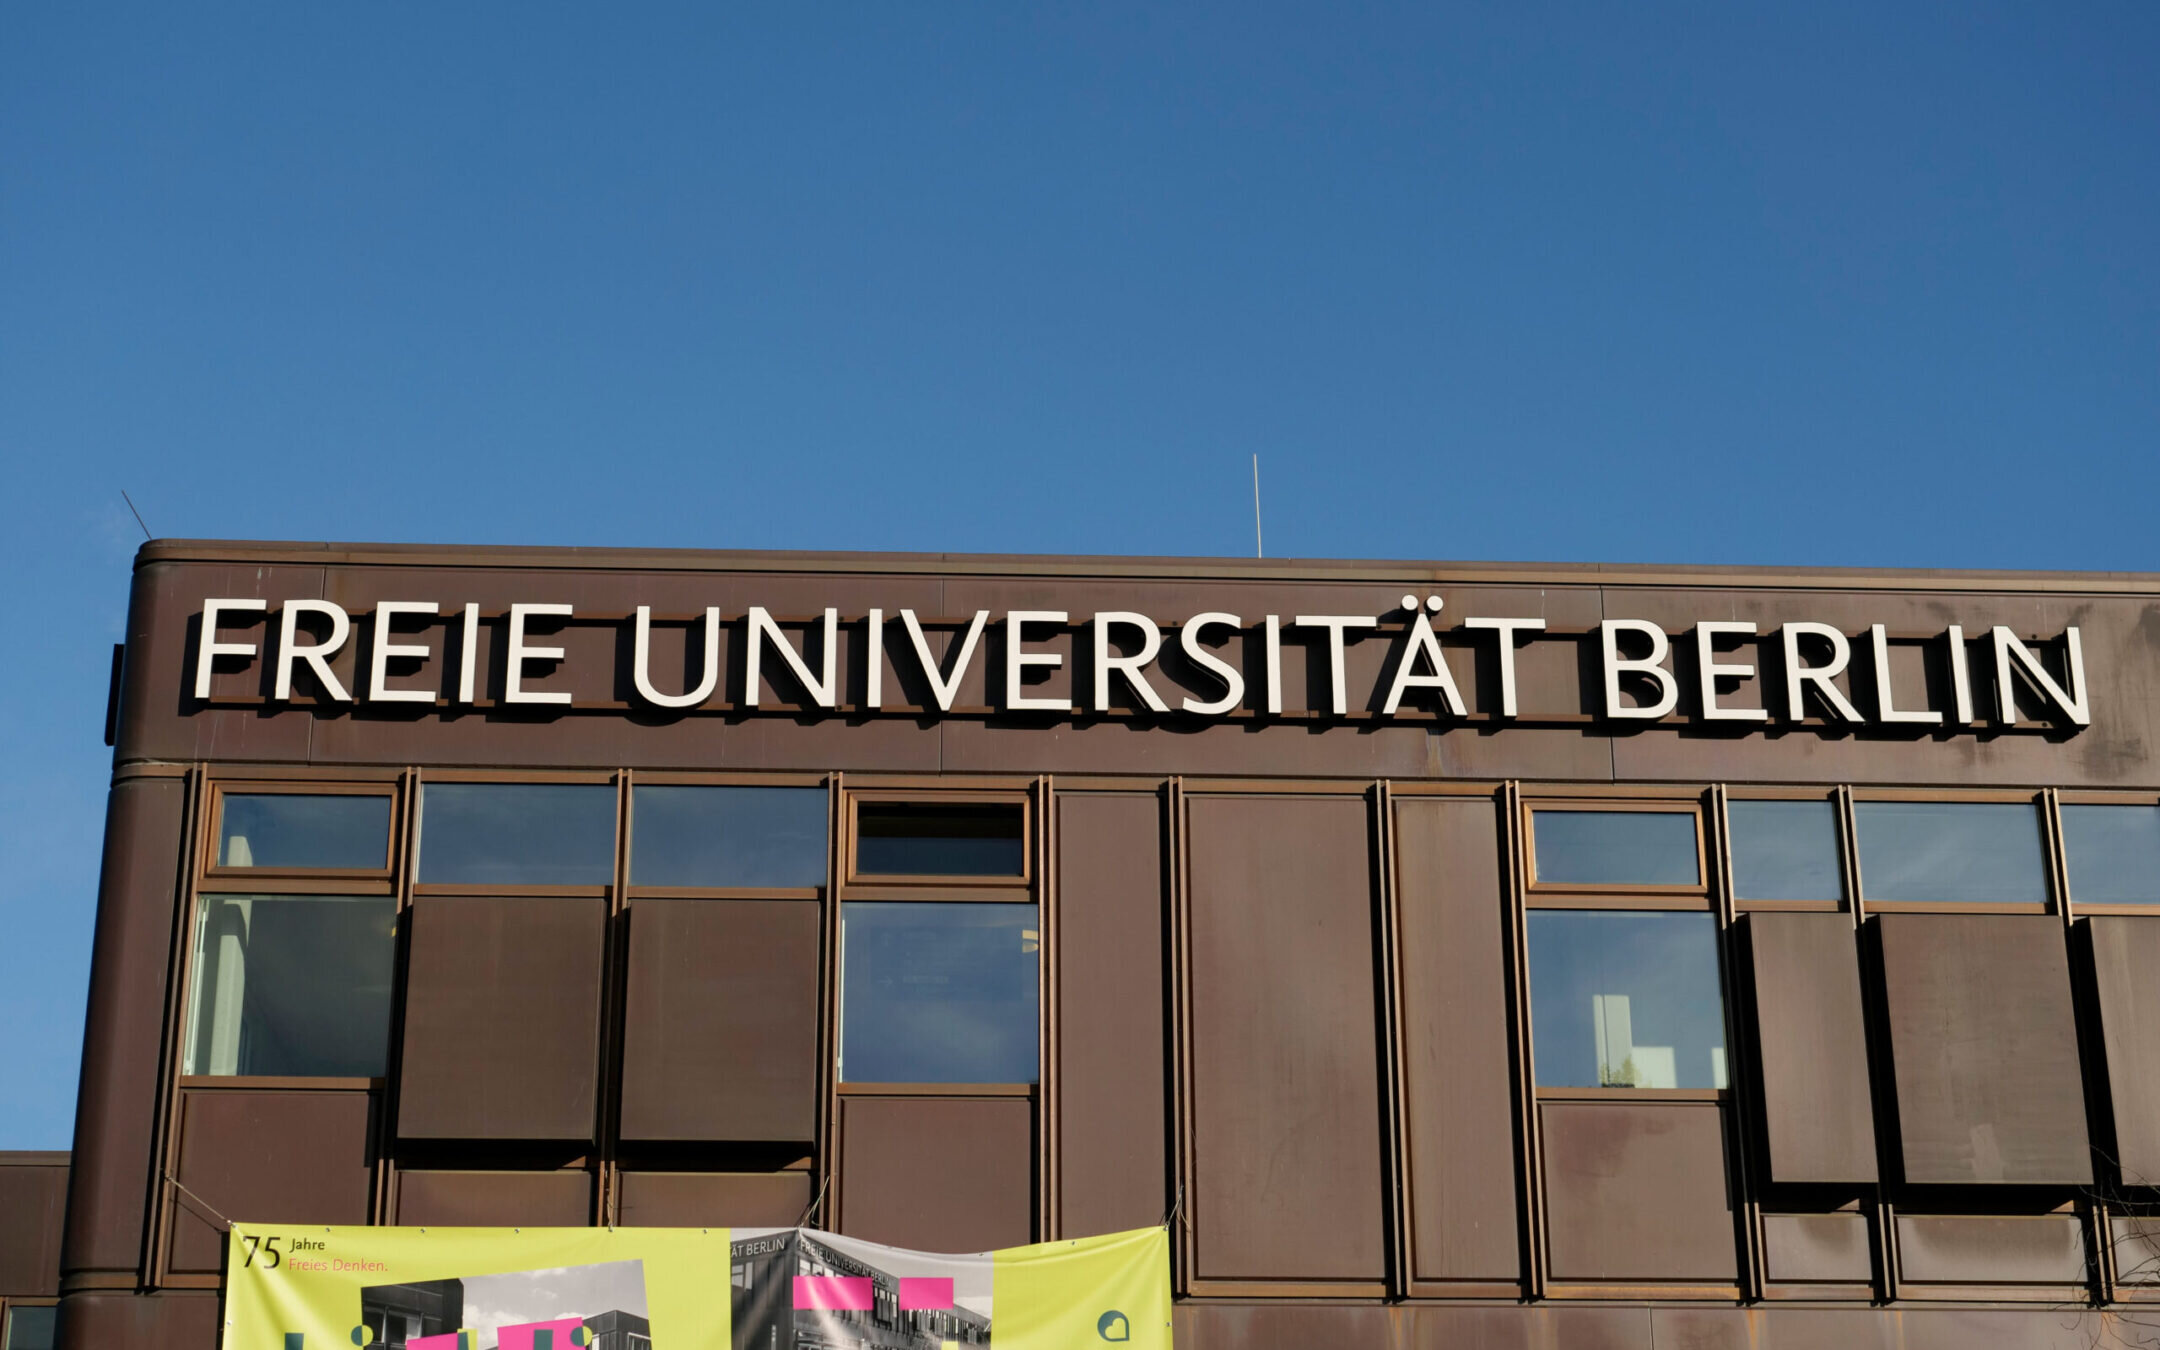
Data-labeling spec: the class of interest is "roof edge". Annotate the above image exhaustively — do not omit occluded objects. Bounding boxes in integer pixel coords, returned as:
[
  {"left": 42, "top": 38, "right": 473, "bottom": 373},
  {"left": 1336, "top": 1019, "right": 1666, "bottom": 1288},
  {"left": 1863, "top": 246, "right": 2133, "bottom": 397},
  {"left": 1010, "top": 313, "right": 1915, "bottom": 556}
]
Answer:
[{"left": 132, "top": 538, "right": 2160, "bottom": 595}]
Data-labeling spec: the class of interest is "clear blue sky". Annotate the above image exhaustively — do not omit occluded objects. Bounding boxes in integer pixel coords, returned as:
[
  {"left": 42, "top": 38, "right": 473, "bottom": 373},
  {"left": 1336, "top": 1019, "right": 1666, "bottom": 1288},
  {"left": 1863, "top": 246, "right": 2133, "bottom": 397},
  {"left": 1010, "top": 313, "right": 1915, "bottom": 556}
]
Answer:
[{"left": 2, "top": 6, "right": 2154, "bottom": 1147}]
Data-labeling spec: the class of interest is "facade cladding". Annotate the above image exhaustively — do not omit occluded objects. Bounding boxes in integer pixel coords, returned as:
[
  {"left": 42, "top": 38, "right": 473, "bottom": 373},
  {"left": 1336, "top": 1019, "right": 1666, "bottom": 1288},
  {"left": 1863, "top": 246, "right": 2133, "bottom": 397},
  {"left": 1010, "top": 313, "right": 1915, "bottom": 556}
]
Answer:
[{"left": 29, "top": 538, "right": 2160, "bottom": 1348}]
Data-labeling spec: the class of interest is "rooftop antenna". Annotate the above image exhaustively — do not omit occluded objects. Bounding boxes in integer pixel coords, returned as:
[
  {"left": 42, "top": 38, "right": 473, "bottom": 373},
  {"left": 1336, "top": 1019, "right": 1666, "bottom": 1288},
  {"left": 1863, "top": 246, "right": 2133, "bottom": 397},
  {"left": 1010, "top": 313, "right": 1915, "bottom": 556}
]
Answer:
[
  {"left": 1251, "top": 454, "right": 1263, "bottom": 558},
  {"left": 120, "top": 490, "right": 152, "bottom": 541}
]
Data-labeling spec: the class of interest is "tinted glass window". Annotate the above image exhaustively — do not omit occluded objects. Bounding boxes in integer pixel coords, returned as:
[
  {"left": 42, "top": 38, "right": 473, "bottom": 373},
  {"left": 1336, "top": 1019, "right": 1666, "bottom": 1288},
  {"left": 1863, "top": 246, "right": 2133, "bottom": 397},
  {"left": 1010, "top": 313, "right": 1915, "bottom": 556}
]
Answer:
[
  {"left": 857, "top": 802, "right": 1025, "bottom": 877},
  {"left": 840, "top": 902, "right": 1038, "bottom": 1083},
  {"left": 631, "top": 785, "right": 827, "bottom": 888},
  {"left": 1532, "top": 810, "right": 1699, "bottom": 886},
  {"left": 1729, "top": 799, "right": 1843, "bottom": 902},
  {"left": 1527, "top": 910, "right": 1726, "bottom": 1090},
  {"left": 184, "top": 894, "right": 396, "bottom": 1077},
  {"left": 218, "top": 793, "right": 391, "bottom": 869},
  {"left": 1854, "top": 801, "right": 2048, "bottom": 904},
  {"left": 2063, "top": 804, "right": 2160, "bottom": 906},
  {"left": 4, "top": 1307, "right": 55, "bottom": 1350},
  {"left": 418, "top": 783, "right": 616, "bottom": 885}
]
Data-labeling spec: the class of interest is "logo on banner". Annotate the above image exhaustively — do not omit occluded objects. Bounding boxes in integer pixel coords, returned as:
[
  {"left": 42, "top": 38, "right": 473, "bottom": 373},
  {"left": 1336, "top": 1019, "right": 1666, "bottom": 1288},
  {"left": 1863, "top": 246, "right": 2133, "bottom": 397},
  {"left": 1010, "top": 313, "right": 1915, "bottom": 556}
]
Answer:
[{"left": 1098, "top": 1308, "right": 1132, "bottom": 1340}]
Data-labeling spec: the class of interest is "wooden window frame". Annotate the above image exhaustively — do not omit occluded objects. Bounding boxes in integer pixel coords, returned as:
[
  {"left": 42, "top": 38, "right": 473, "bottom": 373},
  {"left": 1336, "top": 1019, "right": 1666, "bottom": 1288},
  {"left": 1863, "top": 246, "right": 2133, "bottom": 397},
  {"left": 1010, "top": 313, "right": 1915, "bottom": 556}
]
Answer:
[
  {"left": 623, "top": 774, "right": 832, "bottom": 899},
  {"left": 842, "top": 789, "right": 1034, "bottom": 894},
  {"left": 1521, "top": 797, "right": 1710, "bottom": 899},
  {"left": 2054, "top": 790, "right": 2160, "bottom": 919}
]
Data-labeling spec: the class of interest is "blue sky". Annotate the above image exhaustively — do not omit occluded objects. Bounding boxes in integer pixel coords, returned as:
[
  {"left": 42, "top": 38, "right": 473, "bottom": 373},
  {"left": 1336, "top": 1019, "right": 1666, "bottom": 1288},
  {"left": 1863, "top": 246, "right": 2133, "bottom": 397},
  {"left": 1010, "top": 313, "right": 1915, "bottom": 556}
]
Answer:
[{"left": 2, "top": 5, "right": 2155, "bottom": 1146}]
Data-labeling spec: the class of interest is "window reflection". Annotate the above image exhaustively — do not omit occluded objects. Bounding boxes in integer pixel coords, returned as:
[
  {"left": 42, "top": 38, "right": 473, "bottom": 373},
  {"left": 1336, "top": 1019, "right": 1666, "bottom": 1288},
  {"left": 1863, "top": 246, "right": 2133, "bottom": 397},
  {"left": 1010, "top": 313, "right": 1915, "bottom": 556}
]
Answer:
[
  {"left": 3, "top": 1307, "right": 55, "bottom": 1350},
  {"left": 1855, "top": 801, "right": 2048, "bottom": 904},
  {"left": 183, "top": 894, "right": 396, "bottom": 1077},
  {"left": 1532, "top": 810, "right": 1699, "bottom": 886},
  {"left": 632, "top": 785, "right": 827, "bottom": 888},
  {"left": 1527, "top": 910, "right": 1726, "bottom": 1090},
  {"left": 2062, "top": 804, "right": 2160, "bottom": 906},
  {"left": 856, "top": 802, "right": 1025, "bottom": 878},
  {"left": 417, "top": 783, "right": 616, "bottom": 885},
  {"left": 1729, "top": 800, "right": 1843, "bottom": 902},
  {"left": 839, "top": 902, "right": 1038, "bottom": 1083},
  {"left": 218, "top": 793, "right": 390, "bottom": 870}
]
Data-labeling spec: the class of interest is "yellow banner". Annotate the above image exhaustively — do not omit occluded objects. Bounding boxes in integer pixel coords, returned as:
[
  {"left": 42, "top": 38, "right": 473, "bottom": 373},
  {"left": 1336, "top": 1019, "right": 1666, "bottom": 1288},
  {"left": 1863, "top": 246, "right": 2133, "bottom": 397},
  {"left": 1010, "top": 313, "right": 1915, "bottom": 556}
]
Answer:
[{"left": 222, "top": 1222, "right": 1169, "bottom": 1349}]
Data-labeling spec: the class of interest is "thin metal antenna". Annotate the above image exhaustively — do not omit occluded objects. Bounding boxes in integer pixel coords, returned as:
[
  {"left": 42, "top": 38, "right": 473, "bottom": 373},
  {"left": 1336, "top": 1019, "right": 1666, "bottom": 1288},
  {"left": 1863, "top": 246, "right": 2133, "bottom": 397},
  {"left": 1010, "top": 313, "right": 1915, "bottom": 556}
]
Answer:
[
  {"left": 120, "top": 490, "right": 151, "bottom": 541},
  {"left": 1251, "top": 455, "right": 1263, "bottom": 558}
]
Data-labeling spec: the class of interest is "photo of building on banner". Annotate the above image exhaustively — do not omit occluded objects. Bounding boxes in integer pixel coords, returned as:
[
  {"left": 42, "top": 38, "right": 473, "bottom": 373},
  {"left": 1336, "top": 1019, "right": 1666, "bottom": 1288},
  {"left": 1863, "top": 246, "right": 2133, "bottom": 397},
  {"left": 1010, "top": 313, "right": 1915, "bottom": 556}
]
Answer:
[{"left": 221, "top": 1223, "right": 1169, "bottom": 1350}]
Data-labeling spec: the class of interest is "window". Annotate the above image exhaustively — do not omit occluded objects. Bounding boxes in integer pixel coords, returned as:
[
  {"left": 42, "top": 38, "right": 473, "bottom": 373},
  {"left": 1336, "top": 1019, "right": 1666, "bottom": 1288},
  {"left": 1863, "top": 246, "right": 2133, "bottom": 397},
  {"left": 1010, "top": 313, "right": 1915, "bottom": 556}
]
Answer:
[
  {"left": 1854, "top": 800, "right": 2048, "bottom": 905},
  {"left": 1531, "top": 809, "right": 1699, "bottom": 887},
  {"left": 183, "top": 894, "right": 396, "bottom": 1077},
  {"left": 216, "top": 792, "right": 391, "bottom": 870},
  {"left": 2062, "top": 804, "right": 2160, "bottom": 906},
  {"left": 1528, "top": 911, "right": 1727, "bottom": 1089},
  {"left": 417, "top": 782, "right": 616, "bottom": 885},
  {"left": 838, "top": 902, "right": 1038, "bottom": 1083},
  {"left": 631, "top": 785, "right": 826, "bottom": 888},
  {"left": 3, "top": 1307, "right": 54, "bottom": 1350},
  {"left": 1729, "top": 799, "right": 1843, "bottom": 902},
  {"left": 856, "top": 801, "right": 1025, "bottom": 878}
]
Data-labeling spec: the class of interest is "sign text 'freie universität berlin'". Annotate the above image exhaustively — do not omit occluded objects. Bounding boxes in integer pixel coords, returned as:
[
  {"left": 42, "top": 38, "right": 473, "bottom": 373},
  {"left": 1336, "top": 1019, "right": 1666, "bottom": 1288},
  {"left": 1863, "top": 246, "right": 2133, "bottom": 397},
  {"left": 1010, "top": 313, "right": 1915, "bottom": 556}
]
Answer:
[{"left": 188, "top": 594, "right": 2093, "bottom": 732}]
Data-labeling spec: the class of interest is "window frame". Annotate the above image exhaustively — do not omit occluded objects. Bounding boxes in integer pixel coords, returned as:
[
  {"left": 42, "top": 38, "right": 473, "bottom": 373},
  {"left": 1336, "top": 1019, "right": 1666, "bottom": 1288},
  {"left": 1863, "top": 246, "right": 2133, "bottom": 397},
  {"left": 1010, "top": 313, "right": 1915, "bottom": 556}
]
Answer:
[
  {"left": 201, "top": 781, "right": 400, "bottom": 887},
  {"left": 2055, "top": 790, "right": 2160, "bottom": 919},
  {"left": 842, "top": 789, "right": 1035, "bottom": 897},
  {"left": 626, "top": 771, "right": 830, "bottom": 901},
  {"left": 1723, "top": 787, "right": 1851, "bottom": 914},
  {"left": 410, "top": 770, "right": 620, "bottom": 898},
  {"left": 1848, "top": 788, "right": 2058, "bottom": 916},
  {"left": 1522, "top": 797, "right": 1711, "bottom": 906}
]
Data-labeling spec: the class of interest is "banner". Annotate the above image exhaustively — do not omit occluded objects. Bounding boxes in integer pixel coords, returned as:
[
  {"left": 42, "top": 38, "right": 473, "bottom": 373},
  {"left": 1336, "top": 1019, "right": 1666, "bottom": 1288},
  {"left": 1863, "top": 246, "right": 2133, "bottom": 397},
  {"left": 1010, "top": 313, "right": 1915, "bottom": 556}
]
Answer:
[{"left": 222, "top": 1222, "right": 1170, "bottom": 1350}]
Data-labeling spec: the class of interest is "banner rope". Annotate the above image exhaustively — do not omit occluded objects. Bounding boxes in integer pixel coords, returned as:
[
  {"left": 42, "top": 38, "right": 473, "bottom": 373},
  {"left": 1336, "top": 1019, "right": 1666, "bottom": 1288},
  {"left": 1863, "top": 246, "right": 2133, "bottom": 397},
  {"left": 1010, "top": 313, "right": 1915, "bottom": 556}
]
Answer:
[{"left": 164, "top": 1169, "right": 235, "bottom": 1231}]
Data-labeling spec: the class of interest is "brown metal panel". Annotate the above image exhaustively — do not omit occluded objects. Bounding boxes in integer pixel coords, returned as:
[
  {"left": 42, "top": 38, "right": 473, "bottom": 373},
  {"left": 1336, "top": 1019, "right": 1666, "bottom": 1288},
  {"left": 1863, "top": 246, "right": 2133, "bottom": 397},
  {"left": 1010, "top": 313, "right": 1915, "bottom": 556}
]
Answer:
[
  {"left": 1762, "top": 1213, "right": 1872, "bottom": 1284},
  {"left": 1745, "top": 913, "right": 1877, "bottom": 1184},
  {"left": 1053, "top": 793, "right": 1167, "bottom": 1239},
  {"left": 0, "top": 1162, "right": 68, "bottom": 1295},
  {"left": 1540, "top": 1100, "right": 1739, "bottom": 1284},
  {"left": 836, "top": 1096, "right": 1032, "bottom": 1252},
  {"left": 1186, "top": 795, "right": 1387, "bottom": 1283},
  {"left": 397, "top": 897, "right": 606, "bottom": 1142},
  {"left": 56, "top": 1291, "right": 220, "bottom": 1350},
  {"left": 1898, "top": 1308, "right": 2103, "bottom": 1350},
  {"left": 1878, "top": 914, "right": 2092, "bottom": 1184},
  {"left": 1172, "top": 1304, "right": 1397, "bottom": 1350},
  {"left": 1649, "top": 1309, "right": 1752, "bottom": 1350},
  {"left": 61, "top": 777, "right": 187, "bottom": 1279},
  {"left": 614, "top": 1172, "right": 810, "bottom": 1228},
  {"left": 2086, "top": 917, "right": 2160, "bottom": 1183},
  {"left": 1753, "top": 1308, "right": 1899, "bottom": 1350},
  {"left": 1895, "top": 1214, "right": 2087, "bottom": 1285},
  {"left": 166, "top": 1090, "right": 375, "bottom": 1275},
  {"left": 619, "top": 900, "right": 820, "bottom": 1143},
  {"left": 393, "top": 1170, "right": 594, "bottom": 1226},
  {"left": 1392, "top": 795, "right": 1521, "bottom": 1283}
]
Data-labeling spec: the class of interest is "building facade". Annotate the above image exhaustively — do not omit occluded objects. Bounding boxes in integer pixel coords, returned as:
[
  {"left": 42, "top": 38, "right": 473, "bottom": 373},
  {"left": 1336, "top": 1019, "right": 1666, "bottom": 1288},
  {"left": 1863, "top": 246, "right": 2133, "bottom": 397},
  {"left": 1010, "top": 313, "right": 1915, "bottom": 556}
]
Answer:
[{"left": 45, "top": 539, "right": 2160, "bottom": 1348}]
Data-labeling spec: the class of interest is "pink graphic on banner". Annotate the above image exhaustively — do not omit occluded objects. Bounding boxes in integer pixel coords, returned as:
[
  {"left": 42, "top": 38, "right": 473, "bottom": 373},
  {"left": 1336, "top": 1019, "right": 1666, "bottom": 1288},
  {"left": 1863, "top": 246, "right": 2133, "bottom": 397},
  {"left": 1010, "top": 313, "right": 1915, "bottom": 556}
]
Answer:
[
  {"left": 793, "top": 1275, "right": 874, "bottom": 1310},
  {"left": 495, "top": 1317, "right": 584, "bottom": 1350},
  {"left": 898, "top": 1277, "right": 955, "bottom": 1310},
  {"left": 406, "top": 1336, "right": 465, "bottom": 1350}
]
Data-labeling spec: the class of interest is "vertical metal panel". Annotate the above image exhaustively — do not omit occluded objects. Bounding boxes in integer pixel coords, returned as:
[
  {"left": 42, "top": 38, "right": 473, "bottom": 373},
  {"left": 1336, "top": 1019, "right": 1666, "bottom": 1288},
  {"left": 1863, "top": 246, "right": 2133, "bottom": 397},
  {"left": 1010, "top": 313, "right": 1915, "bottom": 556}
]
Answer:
[
  {"left": 1895, "top": 1214, "right": 2087, "bottom": 1285},
  {"left": 1762, "top": 1213, "right": 1873, "bottom": 1284},
  {"left": 618, "top": 899, "right": 821, "bottom": 1143},
  {"left": 836, "top": 1096, "right": 1032, "bottom": 1252},
  {"left": 1878, "top": 914, "right": 2092, "bottom": 1184},
  {"left": 397, "top": 897, "right": 607, "bottom": 1142},
  {"left": 393, "top": 1170, "right": 594, "bottom": 1226},
  {"left": 1186, "top": 795, "right": 1387, "bottom": 1284},
  {"left": 166, "top": 1091, "right": 375, "bottom": 1275},
  {"left": 1053, "top": 792, "right": 1167, "bottom": 1240},
  {"left": 0, "top": 1161, "right": 69, "bottom": 1295},
  {"left": 1540, "top": 1100, "right": 1739, "bottom": 1284},
  {"left": 614, "top": 1172, "right": 810, "bottom": 1227},
  {"left": 1392, "top": 795, "right": 1521, "bottom": 1284},
  {"left": 1745, "top": 913, "right": 1877, "bottom": 1184},
  {"left": 2086, "top": 917, "right": 2160, "bottom": 1184},
  {"left": 61, "top": 777, "right": 187, "bottom": 1280}
]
